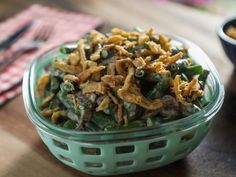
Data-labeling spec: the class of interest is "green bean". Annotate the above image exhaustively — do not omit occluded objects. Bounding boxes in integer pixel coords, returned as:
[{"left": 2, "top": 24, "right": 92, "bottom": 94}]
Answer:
[
  {"left": 182, "top": 52, "right": 189, "bottom": 58},
  {"left": 146, "top": 118, "right": 160, "bottom": 127},
  {"left": 133, "top": 27, "right": 144, "bottom": 33},
  {"left": 172, "top": 48, "right": 188, "bottom": 58},
  {"left": 144, "top": 73, "right": 162, "bottom": 82},
  {"left": 193, "top": 99, "right": 203, "bottom": 109},
  {"left": 194, "top": 97, "right": 209, "bottom": 109},
  {"left": 50, "top": 68, "right": 65, "bottom": 79},
  {"left": 93, "top": 43, "right": 102, "bottom": 52},
  {"left": 135, "top": 69, "right": 145, "bottom": 78},
  {"left": 57, "top": 91, "right": 74, "bottom": 109},
  {"left": 151, "top": 54, "right": 160, "bottom": 59},
  {"left": 49, "top": 97, "right": 61, "bottom": 109},
  {"left": 59, "top": 46, "right": 76, "bottom": 54},
  {"left": 127, "top": 38, "right": 138, "bottom": 42},
  {"left": 184, "top": 65, "right": 203, "bottom": 76},
  {"left": 147, "top": 83, "right": 165, "bottom": 99},
  {"left": 104, "top": 33, "right": 110, "bottom": 38},
  {"left": 146, "top": 118, "right": 155, "bottom": 127},
  {"left": 44, "top": 88, "right": 52, "bottom": 98},
  {"left": 107, "top": 49, "right": 116, "bottom": 58},
  {"left": 67, "top": 110, "right": 79, "bottom": 121},
  {"left": 63, "top": 120, "right": 77, "bottom": 129},
  {"left": 171, "top": 49, "right": 181, "bottom": 55},
  {"left": 85, "top": 33, "right": 93, "bottom": 43},
  {"left": 150, "top": 36, "right": 159, "bottom": 44},
  {"left": 169, "top": 63, "right": 179, "bottom": 73},
  {"left": 124, "top": 102, "right": 136, "bottom": 112},
  {"left": 124, "top": 102, "right": 144, "bottom": 120},
  {"left": 84, "top": 44, "right": 90, "bottom": 51},
  {"left": 199, "top": 69, "right": 209, "bottom": 83},
  {"left": 74, "top": 107, "right": 81, "bottom": 117},
  {"left": 100, "top": 49, "right": 109, "bottom": 59},
  {"left": 60, "top": 82, "right": 75, "bottom": 92},
  {"left": 104, "top": 104, "right": 116, "bottom": 117},
  {"left": 128, "top": 44, "right": 149, "bottom": 53},
  {"left": 84, "top": 122, "right": 101, "bottom": 131},
  {"left": 50, "top": 76, "right": 60, "bottom": 93},
  {"left": 181, "top": 73, "right": 189, "bottom": 82},
  {"left": 173, "top": 49, "right": 188, "bottom": 58},
  {"left": 91, "top": 112, "right": 114, "bottom": 129},
  {"left": 101, "top": 64, "right": 108, "bottom": 76},
  {"left": 176, "top": 59, "right": 189, "bottom": 69},
  {"left": 105, "top": 121, "right": 145, "bottom": 131},
  {"left": 101, "top": 48, "right": 116, "bottom": 59},
  {"left": 84, "top": 44, "right": 91, "bottom": 59},
  {"left": 147, "top": 74, "right": 170, "bottom": 99},
  {"left": 78, "top": 104, "right": 93, "bottom": 125},
  {"left": 169, "top": 60, "right": 189, "bottom": 75}
]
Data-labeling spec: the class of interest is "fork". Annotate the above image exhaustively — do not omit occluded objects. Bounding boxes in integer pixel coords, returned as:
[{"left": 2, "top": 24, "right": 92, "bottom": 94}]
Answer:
[{"left": 0, "top": 24, "right": 53, "bottom": 72}]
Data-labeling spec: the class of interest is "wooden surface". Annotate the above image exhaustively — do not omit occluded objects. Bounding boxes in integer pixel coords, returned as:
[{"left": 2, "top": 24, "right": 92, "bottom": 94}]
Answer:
[{"left": 0, "top": 0, "right": 236, "bottom": 177}]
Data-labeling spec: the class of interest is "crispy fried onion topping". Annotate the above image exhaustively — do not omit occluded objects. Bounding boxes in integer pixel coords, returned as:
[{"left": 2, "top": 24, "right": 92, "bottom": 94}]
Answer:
[
  {"left": 159, "top": 33, "right": 170, "bottom": 52},
  {"left": 117, "top": 67, "right": 163, "bottom": 110},
  {"left": 114, "top": 45, "right": 132, "bottom": 57},
  {"left": 53, "top": 60, "right": 82, "bottom": 74},
  {"left": 78, "top": 65, "right": 105, "bottom": 83},
  {"left": 132, "top": 57, "right": 146, "bottom": 68},
  {"left": 80, "top": 81, "right": 107, "bottom": 94},
  {"left": 101, "top": 75, "right": 124, "bottom": 90},
  {"left": 108, "top": 35, "right": 125, "bottom": 44},
  {"left": 37, "top": 74, "right": 50, "bottom": 98},
  {"left": 51, "top": 110, "right": 66, "bottom": 123},
  {"left": 146, "top": 41, "right": 164, "bottom": 55},
  {"left": 107, "top": 63, "right": 116, "bottom": 75},
  {"left": 172, "top": 75, "right": 203, "bottom": 106},
  {"left": 115, "top": 58, "right": 133, "bottom": 76},
  {"left": 77, "top": 39, "right": 88, "bottom": 70},
  {"left": 96, "top": 96, "right": 110, "bottom": 112}
]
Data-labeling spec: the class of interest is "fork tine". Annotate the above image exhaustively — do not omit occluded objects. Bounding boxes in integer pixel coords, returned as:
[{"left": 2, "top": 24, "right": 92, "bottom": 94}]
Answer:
[
  {"left": 33, "top": 25, "right": 45, "bottom": 41},
  {"left": 42, "top": 26, "right": 53, "bottom": 41},
  {"left": 33, "top": 24, "right": 53, "bottom": 42}
]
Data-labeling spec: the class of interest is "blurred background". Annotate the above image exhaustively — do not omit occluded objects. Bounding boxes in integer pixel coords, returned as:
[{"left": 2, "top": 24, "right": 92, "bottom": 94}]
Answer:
[
  {"left": 0, "top": 0, "right": 236, "bottom": 20},
  {"left": 159, "top": 0, "right": 235, "bottom": 16}
]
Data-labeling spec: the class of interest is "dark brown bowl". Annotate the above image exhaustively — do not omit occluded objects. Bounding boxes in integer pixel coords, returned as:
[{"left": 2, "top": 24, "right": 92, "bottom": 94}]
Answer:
[{"left": 217, "top": 17, "right": 236, "bottom": 66}]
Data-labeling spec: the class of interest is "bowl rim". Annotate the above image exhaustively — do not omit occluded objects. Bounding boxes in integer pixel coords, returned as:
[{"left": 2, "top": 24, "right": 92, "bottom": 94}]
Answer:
[
  {"left": 217, "top": 16, "right": 236, "bottom": 45},
  {"left": 23, "top": 34, "right": 225, "bottom": 141}
]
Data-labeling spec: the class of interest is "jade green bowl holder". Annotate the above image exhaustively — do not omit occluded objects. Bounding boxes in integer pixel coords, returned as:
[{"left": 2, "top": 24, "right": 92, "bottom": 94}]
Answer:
[{"left": 23, "top": 35, "right": 224, "bottom": 176}]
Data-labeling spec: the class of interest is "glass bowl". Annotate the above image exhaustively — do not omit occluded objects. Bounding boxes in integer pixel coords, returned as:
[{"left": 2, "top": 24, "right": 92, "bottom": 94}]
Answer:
[{"left": 23, "top": 35, "right": 224, "bottom": 176}]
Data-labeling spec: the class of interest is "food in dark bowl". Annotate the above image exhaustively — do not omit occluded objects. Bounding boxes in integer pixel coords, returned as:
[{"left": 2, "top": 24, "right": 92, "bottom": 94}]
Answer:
[
  {"left": 217, "top": 17, "right": 236, "bottom": 66},
  {"left": 36, "top": 28, "right": 210, "bottom": 131},
  {"left": 226, "top": 25, "right": 236, "bottom": 40}
]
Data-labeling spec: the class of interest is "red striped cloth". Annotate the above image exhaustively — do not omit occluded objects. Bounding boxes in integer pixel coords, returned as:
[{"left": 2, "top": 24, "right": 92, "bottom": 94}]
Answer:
[{"left": 0, "top": 4, "right": 103, "bottom": 106}]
